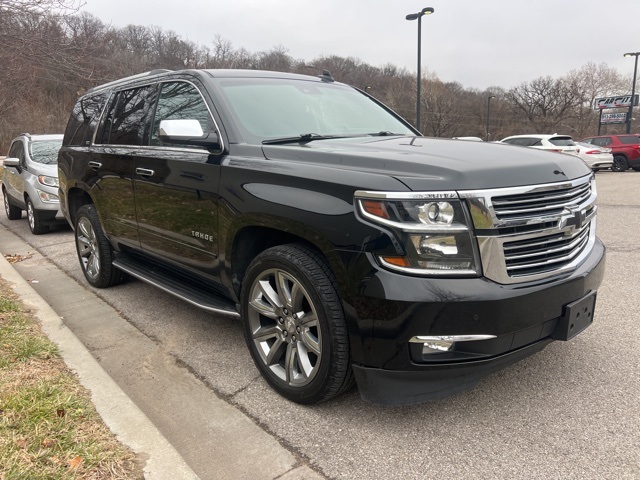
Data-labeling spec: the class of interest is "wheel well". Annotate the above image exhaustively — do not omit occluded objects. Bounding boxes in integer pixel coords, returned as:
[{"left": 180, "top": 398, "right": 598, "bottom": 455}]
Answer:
[
  {"left": 614, "top": 153, "right": 627, "bottom": 159},
  {"left": 67, "top": 188, "right": 93, "bottom": 226},
  {"left": 230, "top": 227, "right": 325, "bottom": 297}
]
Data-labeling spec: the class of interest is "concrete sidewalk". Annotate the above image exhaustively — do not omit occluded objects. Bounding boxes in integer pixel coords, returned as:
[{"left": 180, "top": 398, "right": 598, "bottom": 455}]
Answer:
[{"left": 0, "top": 226, "right": 324, "bottom": 480}]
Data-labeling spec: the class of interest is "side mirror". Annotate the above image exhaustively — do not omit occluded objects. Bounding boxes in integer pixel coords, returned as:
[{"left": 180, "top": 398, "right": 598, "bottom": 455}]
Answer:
[
  {"left": 158, "top": 119, "right": 220, "bottom": 149},
  {"left": 3, "top": 157, "right": 21, "bottom": 173}
]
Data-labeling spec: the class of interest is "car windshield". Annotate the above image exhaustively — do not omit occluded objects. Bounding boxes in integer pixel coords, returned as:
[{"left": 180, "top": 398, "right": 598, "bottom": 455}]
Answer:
[
  {"left": 214, "top": 77, "right": 414, "bottom": 144},
  {"left": 29, "top": 140, "right": 62, "bottom": 164},
  {"left": 549, "top": 137, "right": 575, "bottom": 146}
]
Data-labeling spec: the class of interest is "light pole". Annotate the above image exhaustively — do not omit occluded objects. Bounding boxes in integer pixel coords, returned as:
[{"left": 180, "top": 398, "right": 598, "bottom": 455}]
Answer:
[
  {"left": 486, "top": 95, "right": 495, "bottom": 141},
  {"left": 406, "top": 7, "right": 434, "bottom": 133},
  {"left": 624, "top": 52, "right": 640, "bottom": 134}
]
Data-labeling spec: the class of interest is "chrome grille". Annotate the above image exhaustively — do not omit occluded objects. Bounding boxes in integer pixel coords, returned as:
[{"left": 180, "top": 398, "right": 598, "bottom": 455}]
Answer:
[
  {"left": 491, "top": 181, "right": 591, "bottom": 220},
  {"left": 459, "top": 175, "right": 597, "bottom": 285},
  {"left": 503, "top": 223, "right": 590, "bottom": 277}
]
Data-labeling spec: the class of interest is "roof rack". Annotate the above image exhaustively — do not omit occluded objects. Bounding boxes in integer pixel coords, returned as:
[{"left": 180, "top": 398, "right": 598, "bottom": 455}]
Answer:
[{"left": 86, "top": 69, "right": 173, "bottom": 94}]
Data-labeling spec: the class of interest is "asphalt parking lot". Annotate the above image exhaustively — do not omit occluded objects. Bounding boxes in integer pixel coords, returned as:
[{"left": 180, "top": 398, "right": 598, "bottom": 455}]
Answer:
[{"left": 1, "top": 170, "right": 639, "bottom": 479}]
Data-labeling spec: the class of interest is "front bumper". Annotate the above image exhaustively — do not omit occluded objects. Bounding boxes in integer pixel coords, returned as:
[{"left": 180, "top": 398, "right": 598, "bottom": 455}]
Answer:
[{"left": 343, "top": 238, "right": 606, "bottom": 405}]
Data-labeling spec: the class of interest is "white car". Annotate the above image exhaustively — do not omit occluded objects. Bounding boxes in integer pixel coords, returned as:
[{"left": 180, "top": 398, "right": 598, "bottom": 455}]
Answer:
[
  {"left": 2, "top": 133, "right": 65, "bottom": 234},
  {"left": 499, "top": 134, "right": 579, "bottom": 155},
  {"left": 573, "top": 142, "right": 614, "bottom": 171}
]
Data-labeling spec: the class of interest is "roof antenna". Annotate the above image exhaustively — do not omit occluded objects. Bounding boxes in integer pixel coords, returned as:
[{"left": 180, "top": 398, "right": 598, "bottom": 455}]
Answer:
[{"left": 318, "top": 69, "right": 335, "bottom": 82}]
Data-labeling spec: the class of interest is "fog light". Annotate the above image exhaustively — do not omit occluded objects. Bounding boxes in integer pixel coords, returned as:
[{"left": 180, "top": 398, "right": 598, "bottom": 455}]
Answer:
[
  {"left": 409, "top": 334, "right": 496, "bottom": 355},
  {"left": 422, "top": 340, "right": 454, "bottom": 354},
  {"left": 38, "top": 190, "right": 59, "bottom": 203}
]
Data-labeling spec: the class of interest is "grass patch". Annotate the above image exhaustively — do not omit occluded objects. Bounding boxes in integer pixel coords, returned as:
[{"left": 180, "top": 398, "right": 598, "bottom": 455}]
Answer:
[{"left": 0, "top": 278, "right": 143, "bottom": 479}]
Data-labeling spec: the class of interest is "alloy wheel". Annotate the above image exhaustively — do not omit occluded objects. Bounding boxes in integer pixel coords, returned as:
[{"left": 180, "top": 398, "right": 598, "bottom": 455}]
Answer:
[
  {"left": 76, "top": 216, "right": 101, "bottom": 281},
  {"left": 247, "top": 268, "right": 322, "bottom": 386}
]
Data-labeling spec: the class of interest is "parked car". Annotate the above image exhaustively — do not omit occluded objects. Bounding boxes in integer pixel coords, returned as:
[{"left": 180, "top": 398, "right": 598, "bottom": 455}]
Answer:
[
  {"left": 58, "top": 69, "right": 605, "bottom": 405},
  {"left": 499, "top": 134, "right": 579, "bottom": 155},
  {"left": 579, "top": 134, "right": 640, "bottom": 172},
  {"left": 2, "top": 133, "right": 65, "bottom": 234},
  {"left": 573, "top": 142, "right": 614, "bottom": 171}
]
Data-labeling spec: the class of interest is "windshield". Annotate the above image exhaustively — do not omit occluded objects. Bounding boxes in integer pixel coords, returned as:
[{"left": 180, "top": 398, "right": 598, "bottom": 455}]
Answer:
[
  {"left": 214, "top": 78, "right": 414, "bottom": 143},
  {"left": 29, "top": 140, "right": 62, "bottom": 164}
]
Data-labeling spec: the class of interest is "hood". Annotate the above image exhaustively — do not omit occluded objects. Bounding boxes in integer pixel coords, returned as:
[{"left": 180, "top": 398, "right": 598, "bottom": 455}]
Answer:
[
  {"left": 32, "top": 162, "right": 59, "bottom": 177},
  {"left": 262, "top": 136, "right": 592, "bottom": 191}
]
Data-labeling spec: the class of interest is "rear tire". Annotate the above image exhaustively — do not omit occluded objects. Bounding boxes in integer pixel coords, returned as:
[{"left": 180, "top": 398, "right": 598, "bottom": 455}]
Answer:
[
  {"left": 3, "top": 188, "right": 21, "bottom": 220},
  {"left": 612, "top": 155, "right": 628, "bottom": 172},
  {"left": 26, "top": 197, "right": 49, "bottom": 235},
  {"left": 74, "top": 204, "right": 126, "bottom": 288},
  {"left": 240, "top": 244, "right": 354, "bottom": 404}
]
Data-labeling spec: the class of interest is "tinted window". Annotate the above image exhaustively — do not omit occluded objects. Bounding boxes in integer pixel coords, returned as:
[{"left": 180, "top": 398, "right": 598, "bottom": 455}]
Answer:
[
  {"left": 101, "top": 85, "right": 157, "bottom": 145},
  {"left": 549, "top": 137, "right": 575, "bottom": 146},
  {"left": 618, "top": 135, "right": 640, "bottom": 145},
  {"left": 29, "top": 140, "right": 62, "bottom": 164},
  {"left": 592, "top": 137, "right": 612, "bottom": 147},
  {"left": 508, "top": 138, "right": 540, "bottom": 146},
  {"left": 151, "top": 82, "right": 213, "bottom": 147},
  {"left": 64, "top": 93, "right": 108, "bottom": 146}
]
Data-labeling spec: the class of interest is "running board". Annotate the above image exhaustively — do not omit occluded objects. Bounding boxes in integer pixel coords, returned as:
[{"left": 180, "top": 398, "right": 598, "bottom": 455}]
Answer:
[{"left": 112, "top": 257, "right": 240, "bottom": 318}]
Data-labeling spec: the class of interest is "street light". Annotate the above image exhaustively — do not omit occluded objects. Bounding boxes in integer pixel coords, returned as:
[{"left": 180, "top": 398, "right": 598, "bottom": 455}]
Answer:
[
  {"left": 486, "top": 95, "right": 495, "bottom": 141},
  {"left": 406, "top": 7, "right": 435, "bottom": 133},
  {"left": 624, "top": 52, "right": 640, "bottom": 134}
]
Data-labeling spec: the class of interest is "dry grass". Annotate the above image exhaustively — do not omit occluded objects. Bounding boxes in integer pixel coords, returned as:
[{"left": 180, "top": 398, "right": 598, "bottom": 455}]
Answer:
[{"left": 0, "top": 278, "right": 144, "bottom": 479}]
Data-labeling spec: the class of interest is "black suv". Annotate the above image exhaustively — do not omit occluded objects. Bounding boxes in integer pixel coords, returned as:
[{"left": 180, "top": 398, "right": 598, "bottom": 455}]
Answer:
[{"left": 58, "top": 69, "right": 605, "bottom": 405}]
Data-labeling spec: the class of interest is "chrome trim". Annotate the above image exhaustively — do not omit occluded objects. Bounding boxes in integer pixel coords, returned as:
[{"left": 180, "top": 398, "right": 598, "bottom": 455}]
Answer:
[
  {"left": 468, "top": 175, "right": 597, "bottom": 284},
  {"left": 355, "top": 190, "right": 458, "bottom": 200},
  {"left": 409, "top": 335, "right": 497, "bottom": 343},
  {"left": 378, "top": 257, "right": 478, "bottom": 276},
  {"left": 459, "top": 175, "right": 595, "bottom": 230}
]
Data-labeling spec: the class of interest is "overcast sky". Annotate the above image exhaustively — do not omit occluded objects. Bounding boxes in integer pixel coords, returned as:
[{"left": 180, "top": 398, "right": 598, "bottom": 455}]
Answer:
[{"left": 81, "top": 0, "right": 640, "bottom": 91}]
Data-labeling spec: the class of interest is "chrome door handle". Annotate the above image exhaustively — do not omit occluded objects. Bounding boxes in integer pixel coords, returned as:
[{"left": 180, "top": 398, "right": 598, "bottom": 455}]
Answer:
[
  {"left": 135, "top": 168, "right": 154, "bottom": 177},
  {"left": 88, "top": 161, "right": 102, "bottom": 170}
]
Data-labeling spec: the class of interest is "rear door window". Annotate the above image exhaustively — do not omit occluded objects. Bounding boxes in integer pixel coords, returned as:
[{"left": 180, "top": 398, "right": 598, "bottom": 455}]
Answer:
[{"left": 99, "top": 85, "right": 158, "bottom": 145}]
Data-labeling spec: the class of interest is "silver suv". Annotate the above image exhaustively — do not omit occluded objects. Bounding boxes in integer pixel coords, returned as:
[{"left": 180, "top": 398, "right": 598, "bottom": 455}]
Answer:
[{"left": 2, "top": 133, "right": 65, "bottom": 234}]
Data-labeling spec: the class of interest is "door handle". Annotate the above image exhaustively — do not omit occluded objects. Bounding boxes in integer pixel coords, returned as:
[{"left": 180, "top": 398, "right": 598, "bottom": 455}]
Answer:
[
  {"left": 135, "top": 168, "right": 155, "bottom": 177},
  {"left": 88, "top": 161, "right": 102, "bottom": 170}
]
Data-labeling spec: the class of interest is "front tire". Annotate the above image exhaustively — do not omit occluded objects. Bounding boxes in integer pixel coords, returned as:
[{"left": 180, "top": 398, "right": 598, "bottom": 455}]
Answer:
[
  {"left": 612, "top": 155, "right": 628, "bottom": 172},
  {"left": 3, "top": 188, "right": 21, "bottom": 220},
  {"left": 74, "top": 204, "right": 126, "bottom": 288},
  {"left": 26, "top": 197, "right": 49, "bottom": 235},
  {"left": 241, "top": 244, "right": 354, "bottom": 404}
]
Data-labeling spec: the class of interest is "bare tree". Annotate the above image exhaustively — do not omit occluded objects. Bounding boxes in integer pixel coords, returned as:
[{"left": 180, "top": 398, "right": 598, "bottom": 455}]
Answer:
[
  {"left": 506, "top": 76, "right": 583, "bottom": 132},
  {"left": 0, "top": 0, "right": 84, "bottom": 14}
]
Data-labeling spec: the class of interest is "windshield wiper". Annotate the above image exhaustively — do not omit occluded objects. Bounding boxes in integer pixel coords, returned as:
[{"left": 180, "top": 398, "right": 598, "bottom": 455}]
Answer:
[
  {"left": 262, "top": 133, "right": 338, "bottom": 145},
  {"left": 368, "top": 131, "right": 406, "bottom": 137}
]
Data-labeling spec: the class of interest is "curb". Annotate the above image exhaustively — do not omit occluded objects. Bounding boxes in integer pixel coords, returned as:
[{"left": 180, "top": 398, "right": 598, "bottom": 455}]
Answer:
[{"left": 0, "top": 252, "right": 200, "bottom": 480}]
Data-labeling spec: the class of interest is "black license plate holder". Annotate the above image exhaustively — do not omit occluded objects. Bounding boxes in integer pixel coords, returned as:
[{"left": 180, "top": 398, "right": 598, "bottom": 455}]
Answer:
[{"left": 553, "top": 291, "right": 597, "bottom": 341}]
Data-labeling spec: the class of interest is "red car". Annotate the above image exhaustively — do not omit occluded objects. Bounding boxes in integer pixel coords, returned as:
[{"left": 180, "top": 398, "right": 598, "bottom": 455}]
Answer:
[{"left": 580, "top": 134, "right": 640, "bottom": 172}]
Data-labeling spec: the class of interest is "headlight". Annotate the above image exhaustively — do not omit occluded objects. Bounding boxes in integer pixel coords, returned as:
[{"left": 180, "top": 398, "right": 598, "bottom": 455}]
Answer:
[
  {"left": 38, "top": 175, "right": 59, "bottom": 187},
  {"left": 356, "top": 191, "right": 480, "bottom": 276}
]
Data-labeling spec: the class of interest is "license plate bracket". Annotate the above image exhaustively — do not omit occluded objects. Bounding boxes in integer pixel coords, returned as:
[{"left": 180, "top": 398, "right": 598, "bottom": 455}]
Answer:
[{"left": 553, "top": 291, "right": 597, "bottom": 341}]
